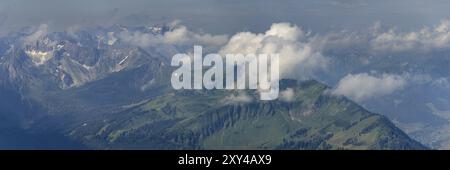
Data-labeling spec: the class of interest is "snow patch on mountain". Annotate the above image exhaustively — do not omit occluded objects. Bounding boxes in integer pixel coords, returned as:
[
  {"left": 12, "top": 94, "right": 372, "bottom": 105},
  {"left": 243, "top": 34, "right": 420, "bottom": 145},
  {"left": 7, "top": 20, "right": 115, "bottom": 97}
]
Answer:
[{"left": 25, "top": 49, "right": 53, "bottom": 66}]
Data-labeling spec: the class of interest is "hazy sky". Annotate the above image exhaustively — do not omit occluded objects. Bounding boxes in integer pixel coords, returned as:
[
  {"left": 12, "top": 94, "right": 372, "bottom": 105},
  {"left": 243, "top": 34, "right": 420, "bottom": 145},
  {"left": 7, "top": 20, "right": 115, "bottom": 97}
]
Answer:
[{"left": 1, "top": 0, "right": 450, "bottom": 35}]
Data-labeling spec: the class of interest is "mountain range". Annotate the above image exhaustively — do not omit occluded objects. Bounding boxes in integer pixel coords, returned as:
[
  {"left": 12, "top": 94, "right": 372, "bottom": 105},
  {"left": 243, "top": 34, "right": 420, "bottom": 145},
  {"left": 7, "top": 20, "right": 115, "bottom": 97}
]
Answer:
[{"left": 0, "top": 24, "right": 426, "bottom": 149}]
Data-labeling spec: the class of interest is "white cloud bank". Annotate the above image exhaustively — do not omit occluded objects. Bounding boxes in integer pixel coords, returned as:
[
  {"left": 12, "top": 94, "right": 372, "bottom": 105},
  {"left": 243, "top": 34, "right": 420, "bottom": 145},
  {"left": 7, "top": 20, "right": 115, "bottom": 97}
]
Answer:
[
  {"left": 370, "top": 20, "right": 450, "bottom": 52},
  {"left": 117, "top": 21, "right": 228, "bottom": 49},
  {"left": 219, "top": 22, "right": 328, "bottom": 79},
  {"left": 318, "top": 20, "right": 450, "bottom": 53},
  {"left": 331, "top": 73, "right": 407, "bottom": 102},
  {"left": 280, "top": 88, "right": 295, "bottom": 102},
  {"left": 223, "top": 92, "right": 253, "bottom": 104}
]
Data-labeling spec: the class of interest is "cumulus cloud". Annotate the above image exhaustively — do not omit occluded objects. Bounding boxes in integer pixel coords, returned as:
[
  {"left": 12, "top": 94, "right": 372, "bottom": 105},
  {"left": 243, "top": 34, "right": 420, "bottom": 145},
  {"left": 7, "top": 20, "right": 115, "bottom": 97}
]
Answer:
[
  {"left": 117, "top": 22, "right": 228, "bottom": 49},
  {"left": 219, "top": 22, "right": 328, "bottom": 79},
  {"left": 318, "top": 20, "right": 450, "bottom": 53},
  {"left": 370, "top": 20, "right": 450, "bottom": 52},
  {"left": 280, "top": 88, "right": 295, "bottom": 102},
  {"left": 117, "top": 30, "right": 155, "bottom": 46},
  {"left": 331, "top": 73, "right": 407, "bottom": 102},
  {"left": 222, "top": 92, "right": 253, "bottom": 104},
  {"left": 431, "top": 77, "right": 450, "bottom": 89}
]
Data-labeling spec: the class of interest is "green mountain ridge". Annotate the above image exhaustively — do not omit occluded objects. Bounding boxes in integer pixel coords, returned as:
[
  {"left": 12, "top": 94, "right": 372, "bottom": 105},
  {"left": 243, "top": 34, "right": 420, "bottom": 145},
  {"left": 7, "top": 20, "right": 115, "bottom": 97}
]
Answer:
[{"left": 65, "top": 79, "right": 426, "bottom": 149}]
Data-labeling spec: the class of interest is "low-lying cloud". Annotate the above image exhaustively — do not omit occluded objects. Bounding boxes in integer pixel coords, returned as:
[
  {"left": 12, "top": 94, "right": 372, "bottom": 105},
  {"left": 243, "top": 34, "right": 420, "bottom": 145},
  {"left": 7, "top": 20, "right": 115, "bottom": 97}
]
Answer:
[
  {"left": 280, "top": 88, "right": 295, "bottom": 102},
  {"left": 331, "top": 73, "right": 407, "bottom": 102},
  {"left": 117, "top": 21, "right": 228, "bottom": 49},
  {"left": 317, "top": 20, "right": 450, "bottom": 53},
  {"left": 223, "top": 92, "right": 253, "bottom": 104},
  {"left": 371, "top": 20, "right": 450, "bottom": 52}
]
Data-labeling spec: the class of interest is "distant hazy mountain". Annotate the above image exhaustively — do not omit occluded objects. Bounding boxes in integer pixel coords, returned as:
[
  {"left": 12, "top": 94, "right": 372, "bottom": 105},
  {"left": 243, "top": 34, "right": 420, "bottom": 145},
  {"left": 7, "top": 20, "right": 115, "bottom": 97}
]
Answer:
[{"left": 0, "top": 24, "right": 425, "bottom": 149}]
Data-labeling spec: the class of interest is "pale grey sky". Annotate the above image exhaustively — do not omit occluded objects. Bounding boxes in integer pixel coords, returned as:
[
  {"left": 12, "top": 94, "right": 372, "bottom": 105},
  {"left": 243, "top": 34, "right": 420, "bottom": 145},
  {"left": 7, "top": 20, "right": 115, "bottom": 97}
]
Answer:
[{"left": 1, "top": 0, "right": 450, "bottom": 35}]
